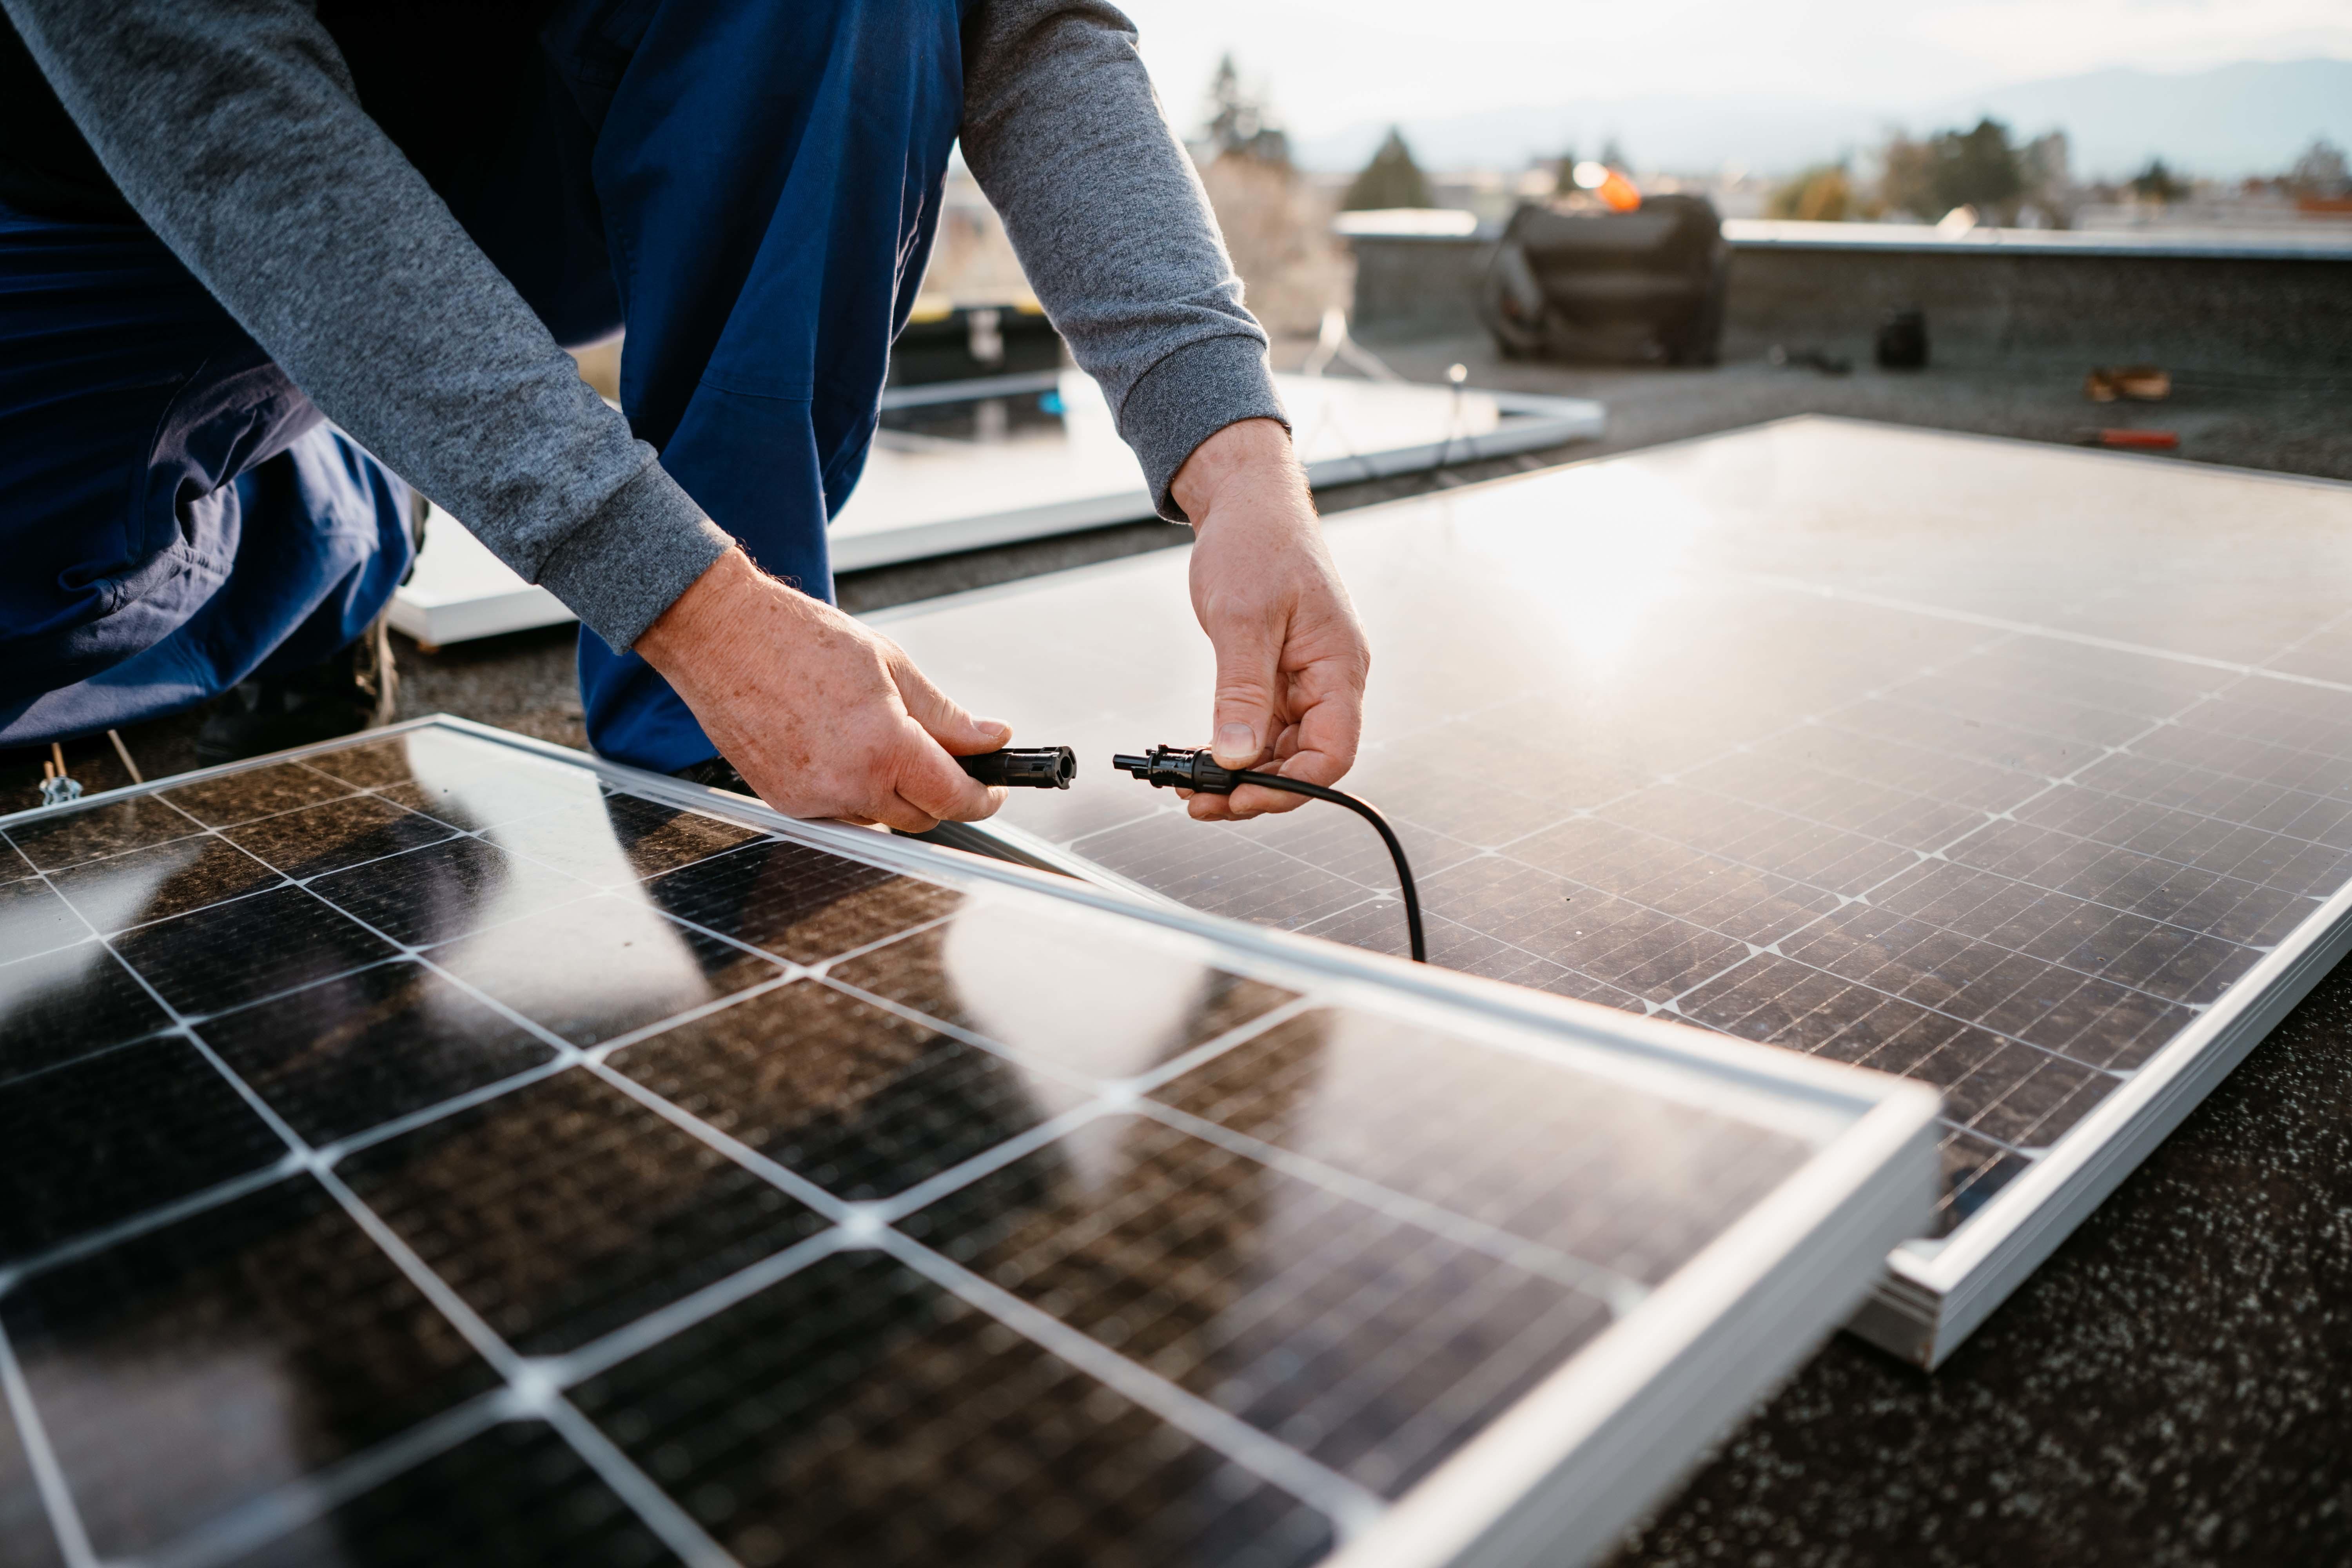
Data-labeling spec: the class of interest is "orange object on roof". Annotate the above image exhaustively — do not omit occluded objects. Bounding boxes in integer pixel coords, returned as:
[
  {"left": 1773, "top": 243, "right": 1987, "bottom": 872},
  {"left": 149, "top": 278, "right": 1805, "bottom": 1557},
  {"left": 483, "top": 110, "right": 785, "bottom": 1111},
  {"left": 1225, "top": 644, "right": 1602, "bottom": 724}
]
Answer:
[{"left": 1572, "top": 160, "right": 1642, "bottom": 213}]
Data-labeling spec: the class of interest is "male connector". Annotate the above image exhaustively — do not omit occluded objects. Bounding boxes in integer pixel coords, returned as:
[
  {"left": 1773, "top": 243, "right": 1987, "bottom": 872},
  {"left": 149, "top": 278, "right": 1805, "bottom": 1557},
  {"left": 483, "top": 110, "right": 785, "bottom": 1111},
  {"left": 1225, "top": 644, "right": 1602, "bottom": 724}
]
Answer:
[
  {"left": 958, "top": 746, "right": 1076, "bottom": 789},
  {"left": 1111, "top": 746, "right": 1240, "bottom": 793},
  {"left": 1112, "top": 744, "right": 1426, "bottom": 962}
]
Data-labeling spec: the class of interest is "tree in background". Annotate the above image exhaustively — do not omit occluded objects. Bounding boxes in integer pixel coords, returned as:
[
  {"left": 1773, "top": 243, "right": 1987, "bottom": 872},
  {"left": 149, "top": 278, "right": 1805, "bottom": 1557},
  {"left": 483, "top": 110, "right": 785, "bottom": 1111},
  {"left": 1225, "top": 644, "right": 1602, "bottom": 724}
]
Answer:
[
  {"left": 1878, "top": 118, "right": 2028, "bottom": 221},
  {"left": 1878, "top": 133, "right": 1936, "bottom": 219},
  {"left": 1193, "top": 57, "right": 1341, "bottom": 337},
  {"left": 1551, "top": 145, "right": 1578, "bottom": 193},
  {"left": 2288, "top": 138, "right": 2350, "bottom": 198},
  {"left": 1202, "top": 54, "right": 1290, "bottom": 167},
  {"left": 2016, "top": 130, "right": 2073, "bottom": 225},
  {"left": 1767, "top": 163, "right": 1854, "bottom": 221},
  {"left": 1342, "top": 127, "right": 1434, "bottom": 211},
  {"left": 2130, "top": 158, "right": 2187, "bottom": 203}
]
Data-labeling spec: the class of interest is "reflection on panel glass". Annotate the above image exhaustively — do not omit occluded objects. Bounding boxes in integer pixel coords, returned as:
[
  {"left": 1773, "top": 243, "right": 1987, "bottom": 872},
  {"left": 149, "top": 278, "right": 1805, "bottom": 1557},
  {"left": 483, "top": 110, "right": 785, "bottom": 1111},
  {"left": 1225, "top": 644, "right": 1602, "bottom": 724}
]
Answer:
[
  {"left": 2, "top": 1177, "right": 499, "bottom": 1558},
  {"left": 830, "top": 900, "right": 1296, "bottom": 1084},
  {"left": 0, "top": 722, "right": 1871, "bottom": 1568},
  {"left": 0, "top": 940, "right": 171, "bottom": 1085},
  {"left": 0, "top": 1396, "right": 64, "bottom": 1568},
  {"left": 877, "top": 419, "right": 2352, "bottom": 1238},
  {"left": 569, "top": 1250, "right": 1337, "bottom": 1568},
  {"left": 609, "top": 979, "right": 1073, "bottom": 1200},
  {"left": 338, "top": 1070, "right": 830, "bottom": 1355},
  {"left": 903, "top": 1114, "right": 1613, "bottom": 1497},
  {"left": 1152, "top": 1009, "right": 1810, "bottom": 1287},
  {"left": 0, "top": 1036, "right": 284, "bottom": 1259},
  {"left": 195, "top": 959, "right": 557, "bottom": 1145},
  {"left": 217, "top": 1421, "right": 681, "bottom": 1568}
]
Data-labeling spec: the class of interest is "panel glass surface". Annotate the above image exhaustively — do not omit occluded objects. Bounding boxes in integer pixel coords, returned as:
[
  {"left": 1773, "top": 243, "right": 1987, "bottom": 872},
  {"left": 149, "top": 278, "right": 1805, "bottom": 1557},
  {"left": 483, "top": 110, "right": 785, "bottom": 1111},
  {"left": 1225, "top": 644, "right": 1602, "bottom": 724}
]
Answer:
[
  {"left": 877, "top": 418, "right": 2352, "bottom": 1241},
  {"left": 0, "top": 722, "right": 1873, "bottom": 1568}
]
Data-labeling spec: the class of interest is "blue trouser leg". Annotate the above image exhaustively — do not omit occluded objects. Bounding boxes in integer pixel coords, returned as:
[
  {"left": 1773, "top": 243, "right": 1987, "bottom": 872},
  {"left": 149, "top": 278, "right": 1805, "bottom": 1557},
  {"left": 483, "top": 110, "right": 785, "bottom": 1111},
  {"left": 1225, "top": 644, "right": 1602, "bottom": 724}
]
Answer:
[
  {"left": 512, "top": 0, "right": 968, "bottom": 773},
  {"left": 0, "top": 203, "right": 413, "bottom": 748}
]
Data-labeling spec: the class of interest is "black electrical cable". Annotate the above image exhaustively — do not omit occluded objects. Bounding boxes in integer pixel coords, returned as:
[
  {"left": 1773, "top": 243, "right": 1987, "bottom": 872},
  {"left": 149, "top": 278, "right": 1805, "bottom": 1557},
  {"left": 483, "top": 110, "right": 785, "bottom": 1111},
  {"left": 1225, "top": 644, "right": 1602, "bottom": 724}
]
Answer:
[{"left": 1112, "top": 745, "right": 1426, "bottom": 962}]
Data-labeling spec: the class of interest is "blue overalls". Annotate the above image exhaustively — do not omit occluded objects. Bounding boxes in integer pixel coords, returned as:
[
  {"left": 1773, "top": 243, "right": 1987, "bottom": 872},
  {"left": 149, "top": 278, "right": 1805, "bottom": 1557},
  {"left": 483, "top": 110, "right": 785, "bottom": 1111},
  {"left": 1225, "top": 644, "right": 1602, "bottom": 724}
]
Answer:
[{"left": 0, "top": 0, "right": 967, "bottom": 774}]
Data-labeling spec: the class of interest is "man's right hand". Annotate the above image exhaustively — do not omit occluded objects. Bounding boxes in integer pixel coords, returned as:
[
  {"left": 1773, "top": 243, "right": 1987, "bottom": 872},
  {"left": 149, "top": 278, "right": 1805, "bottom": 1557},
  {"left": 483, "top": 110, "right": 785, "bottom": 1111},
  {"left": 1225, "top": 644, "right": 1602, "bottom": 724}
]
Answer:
[{"left": 634, "top": 548, "right": 1010, "bottom": 831}]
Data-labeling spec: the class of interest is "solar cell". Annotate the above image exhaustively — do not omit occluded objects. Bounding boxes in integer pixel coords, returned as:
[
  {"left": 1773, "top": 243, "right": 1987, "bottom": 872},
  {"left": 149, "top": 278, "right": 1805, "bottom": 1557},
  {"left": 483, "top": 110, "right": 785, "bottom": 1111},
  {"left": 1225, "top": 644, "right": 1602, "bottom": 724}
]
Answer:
[
  {"left": 872, "top": 416, "right": 2352, "bottom": 1367},
  {"left": 0, "top": 717, "right": 1935, "bottom": 1567}
]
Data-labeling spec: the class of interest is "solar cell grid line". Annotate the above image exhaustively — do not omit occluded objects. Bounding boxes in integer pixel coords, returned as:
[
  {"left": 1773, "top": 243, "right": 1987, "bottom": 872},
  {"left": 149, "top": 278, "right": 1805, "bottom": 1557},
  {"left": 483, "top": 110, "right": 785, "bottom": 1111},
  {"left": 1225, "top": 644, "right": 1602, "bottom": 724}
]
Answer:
[
  {"left": 869, "top": 1225, "right": 1391, "bottom": 1534},
  {"left": 134, "top": 1394, "right": 532, "bottom": 1568},
  {"left": 869, "top": 416, "right": 2352, "bottom": 1367},
  {"left": 1740, "top": 572, "right": 2352, "bottom": 695},
  {"left": 0, "top": 716, "right": 1938, "bottom": 1568},
  {"left": 0, "top": 1318, "right": 91, "bottom": 1568},
  {"left": 1129, "top": 1101, "right": 1648, "bottom": 1314}
]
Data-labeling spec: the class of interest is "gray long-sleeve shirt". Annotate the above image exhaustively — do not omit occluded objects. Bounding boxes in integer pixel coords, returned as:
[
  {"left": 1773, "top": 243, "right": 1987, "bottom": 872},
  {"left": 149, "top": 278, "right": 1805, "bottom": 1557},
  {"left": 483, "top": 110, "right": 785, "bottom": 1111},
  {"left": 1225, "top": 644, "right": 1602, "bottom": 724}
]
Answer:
[{"left": 2, "top": 0, "right": 1281, "bottom": 650}]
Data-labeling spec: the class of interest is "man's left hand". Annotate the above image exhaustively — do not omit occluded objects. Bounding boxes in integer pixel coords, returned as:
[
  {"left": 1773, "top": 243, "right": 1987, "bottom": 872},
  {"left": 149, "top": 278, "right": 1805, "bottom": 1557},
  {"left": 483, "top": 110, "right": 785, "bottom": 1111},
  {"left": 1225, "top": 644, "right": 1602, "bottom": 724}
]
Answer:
[{"left": 1173, "top": 418, "right": 1370, "bottom": 820}]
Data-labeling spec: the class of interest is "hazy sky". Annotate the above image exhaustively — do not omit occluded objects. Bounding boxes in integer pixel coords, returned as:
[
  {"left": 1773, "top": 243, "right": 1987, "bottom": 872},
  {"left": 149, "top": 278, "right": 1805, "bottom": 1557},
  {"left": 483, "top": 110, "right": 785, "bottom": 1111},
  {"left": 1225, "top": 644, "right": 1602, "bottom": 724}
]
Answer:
[{"left": 1117, "top": 0, "right": 2352, "bottom": 135}]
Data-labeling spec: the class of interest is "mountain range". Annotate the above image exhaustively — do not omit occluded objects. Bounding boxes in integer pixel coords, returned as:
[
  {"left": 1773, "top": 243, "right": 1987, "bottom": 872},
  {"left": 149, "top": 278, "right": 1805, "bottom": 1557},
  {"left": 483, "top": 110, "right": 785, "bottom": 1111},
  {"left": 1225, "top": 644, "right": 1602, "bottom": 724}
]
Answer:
[{"left": 1288, "top": 58, "right": 2352, "bottom": 180}]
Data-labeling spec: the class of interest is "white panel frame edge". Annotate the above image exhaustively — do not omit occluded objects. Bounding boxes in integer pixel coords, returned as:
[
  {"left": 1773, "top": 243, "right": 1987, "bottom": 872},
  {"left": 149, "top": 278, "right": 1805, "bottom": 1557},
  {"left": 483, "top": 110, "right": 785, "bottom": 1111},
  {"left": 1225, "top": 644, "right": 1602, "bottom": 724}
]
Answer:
[
  {"left": 2, "top": 713, "right": 1938, "bottom": 1568},
  {"left": 1854, "top": 877, "right": 2352, "bottom": 1367}
]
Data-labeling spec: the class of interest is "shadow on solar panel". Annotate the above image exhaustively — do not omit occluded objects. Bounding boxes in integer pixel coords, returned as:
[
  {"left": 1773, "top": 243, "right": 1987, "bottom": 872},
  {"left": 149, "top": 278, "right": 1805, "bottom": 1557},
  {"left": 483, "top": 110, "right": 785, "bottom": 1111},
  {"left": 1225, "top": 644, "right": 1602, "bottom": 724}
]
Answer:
[{"left": 0, "top": 717, "right": 1936, "bottom": 1568}]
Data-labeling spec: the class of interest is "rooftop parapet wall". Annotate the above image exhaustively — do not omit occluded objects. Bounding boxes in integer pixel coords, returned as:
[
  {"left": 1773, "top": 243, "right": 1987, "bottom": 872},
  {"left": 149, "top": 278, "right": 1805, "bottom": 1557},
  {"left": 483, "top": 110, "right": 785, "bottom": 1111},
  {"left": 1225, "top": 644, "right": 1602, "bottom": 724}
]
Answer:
[{"left": 1344, "top": 218, "right": 2352, "bottom": 374}]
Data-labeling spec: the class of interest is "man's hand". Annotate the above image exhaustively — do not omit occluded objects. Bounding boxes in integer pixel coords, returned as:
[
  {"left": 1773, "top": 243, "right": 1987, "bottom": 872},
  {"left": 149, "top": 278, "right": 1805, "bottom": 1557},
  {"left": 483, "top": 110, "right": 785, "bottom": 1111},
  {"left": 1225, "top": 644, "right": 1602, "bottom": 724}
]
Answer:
[
  {"left": 1174, "top": 419, "right": 1370, "bottom": 820},
  {"left": 634, "top": 548, "right": 1010, "bottom": 831}
]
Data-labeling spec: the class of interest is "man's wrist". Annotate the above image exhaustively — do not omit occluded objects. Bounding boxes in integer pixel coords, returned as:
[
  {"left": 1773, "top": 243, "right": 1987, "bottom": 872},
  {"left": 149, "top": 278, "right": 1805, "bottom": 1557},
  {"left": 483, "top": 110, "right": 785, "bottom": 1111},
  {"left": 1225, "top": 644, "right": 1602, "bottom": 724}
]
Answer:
[
  {"left": 541, "top": 461, "right": 734, "bottom": 653},
  {"left": 1169, "top": 418, "right": 1303, "bottom": 528},
  {"left": 635, "top": 545, "right": 759, "bottom": 666}
]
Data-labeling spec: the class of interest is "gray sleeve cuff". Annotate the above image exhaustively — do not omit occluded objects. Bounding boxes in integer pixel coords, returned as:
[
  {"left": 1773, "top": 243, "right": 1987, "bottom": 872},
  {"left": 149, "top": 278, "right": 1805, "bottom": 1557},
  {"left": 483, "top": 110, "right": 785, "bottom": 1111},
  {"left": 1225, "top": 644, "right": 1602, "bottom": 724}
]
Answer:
[
  {"left": 1117, "top": 336, "right": 1290, "bottom": 523},
  {"left": 534, "top": 460, "right": 734, "bottom": 652}
]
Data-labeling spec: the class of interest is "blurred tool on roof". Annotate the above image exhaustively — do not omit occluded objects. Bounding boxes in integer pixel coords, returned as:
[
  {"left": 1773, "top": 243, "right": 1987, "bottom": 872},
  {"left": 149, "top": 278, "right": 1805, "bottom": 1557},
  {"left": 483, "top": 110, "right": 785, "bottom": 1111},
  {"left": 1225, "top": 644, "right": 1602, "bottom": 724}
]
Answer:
[
  {"left": 1481, "top": 165, "right": 1728, "bottom": 366},
  {"left": 1768, "top": 344, "right": 1853, "bottom": 376},
  {"left": 2077, "top": 428, "right": 2180, "bottom": 450},
  {"left": 2084, "top": 365, "right": 2172, "bottom": 403},
  {"left": 1875, "top": 307, "right": 1930, "bottom": 370},
  {"left": 886, "top": 300, "right": 1063, "bottom": 387}
]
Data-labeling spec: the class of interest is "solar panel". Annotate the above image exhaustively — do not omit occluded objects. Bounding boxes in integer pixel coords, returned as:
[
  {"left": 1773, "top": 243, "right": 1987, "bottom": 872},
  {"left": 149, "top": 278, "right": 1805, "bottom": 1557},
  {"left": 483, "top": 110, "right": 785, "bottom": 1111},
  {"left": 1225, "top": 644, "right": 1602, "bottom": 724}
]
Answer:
[
  {"left": 0, "top": 718, "right": 1934, "bottom": 1568},
  {"left": 387, "top": 373, "right": 1604, "bottom": 646},
  {"left": 871, "top": 416, "right": 2352, "bottom": 1368}
]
